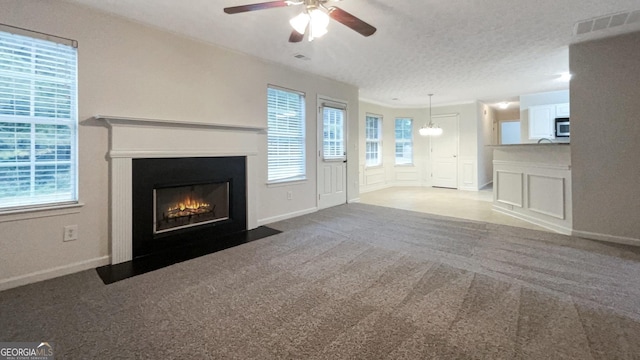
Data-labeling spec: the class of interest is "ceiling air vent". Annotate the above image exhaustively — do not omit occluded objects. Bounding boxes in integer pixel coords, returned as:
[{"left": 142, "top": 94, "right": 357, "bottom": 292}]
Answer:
[
  {"left": 574, "top": 9, "right": 640, "bottom": 35},
  {"left": 293, "top": 53, "right": 311, "bottom": 61}
]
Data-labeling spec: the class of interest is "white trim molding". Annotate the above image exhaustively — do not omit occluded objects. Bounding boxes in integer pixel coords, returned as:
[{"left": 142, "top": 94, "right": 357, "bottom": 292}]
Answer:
[
  {"left": 495, "top": 171, "right": 524, "bottom": 207},
  {"left": 0, "top": 256, "right": 110, "bottom": 292},
  {"left": 97, "top": 116, "right": 263, "bottom": 264},
  {"left": 94, "top": 115, "right": 266, "bottom": 133},
  {"left": 0, "top": 203, "right": 84, "bottom": 223},
  {"left": 108, "top": 150, "right": 259, "bottom": 159},
  {"left": 493, "top": 160, "right": 570, "bottom": 171},
  {"left": 492, "top": 145, "right": 572, "bottom": 235},
  {"left": 493, "top": 206, "right": 572, "bottom": 235},
  {"left": 572, "top": 230, "right": 640, "bottom": 247},
  {"left": 258, "top": 207, "right": 318, "bottom": 226}
]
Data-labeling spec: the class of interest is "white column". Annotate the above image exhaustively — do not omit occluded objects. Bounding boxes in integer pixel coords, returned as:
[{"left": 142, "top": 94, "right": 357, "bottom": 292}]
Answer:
[
  {"left": 246, "top": 154, "right": 258, "bottom": 230},
  {"left": 111, "top": 157, "right": 133, "bottom": 264}
]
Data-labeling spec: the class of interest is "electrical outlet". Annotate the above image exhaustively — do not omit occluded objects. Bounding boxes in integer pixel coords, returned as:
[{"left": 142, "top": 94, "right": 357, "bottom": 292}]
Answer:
[
  {"left": 287, "top": 191, "right": 293, "bottom": 200},
  {"left": 63, "top": 225, "right": 78, "bottom": 242}
]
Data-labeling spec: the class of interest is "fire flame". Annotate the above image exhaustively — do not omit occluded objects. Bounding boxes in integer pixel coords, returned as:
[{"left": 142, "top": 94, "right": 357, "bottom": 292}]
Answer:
[
  {"left": 164, "top": 195, "right": 213, "bottom": 220},
  {"left": 167, "top": 196, "right": 210, "bottom": 213}
]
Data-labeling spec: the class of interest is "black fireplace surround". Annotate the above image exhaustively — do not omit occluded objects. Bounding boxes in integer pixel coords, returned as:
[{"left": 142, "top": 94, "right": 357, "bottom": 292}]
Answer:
[{"left": 132, "top": 157, "right": 247, "bottom": 259}]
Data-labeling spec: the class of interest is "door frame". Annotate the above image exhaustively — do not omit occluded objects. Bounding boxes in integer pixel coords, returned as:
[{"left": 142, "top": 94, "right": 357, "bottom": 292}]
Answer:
[
  {"left": 316, "top": 94, "right": 349, "bottom": 209},
  {"left": 430, "top": 113, "right": 460, "bottom": 189}
]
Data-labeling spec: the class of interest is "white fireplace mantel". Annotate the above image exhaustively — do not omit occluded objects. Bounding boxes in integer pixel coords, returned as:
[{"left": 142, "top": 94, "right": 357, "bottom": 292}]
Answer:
[
  {"left": 97, "top": 115, "right": 263, "bottom": 264},
  {"left": 94, "top": 115, "right": 266, "bottom": 133}
]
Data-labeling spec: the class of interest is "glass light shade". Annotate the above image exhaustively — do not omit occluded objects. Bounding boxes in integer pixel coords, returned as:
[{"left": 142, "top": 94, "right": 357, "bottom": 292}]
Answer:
[
  {"left": 290, "top": 12, "right": 310, "bottom": 34},
  {"left": 309, "top": 9, "right": 329, "bottom": 39},
  {"left": 419, "top": 125, "right": 443, "bottom": 136}
]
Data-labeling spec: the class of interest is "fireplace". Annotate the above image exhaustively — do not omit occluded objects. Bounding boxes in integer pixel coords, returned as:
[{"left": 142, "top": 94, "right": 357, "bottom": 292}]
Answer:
[
  {"left": 132, "top": 157, "right": 247, "bottom": 259},
  {"left": 154, "top": 181, "right": 230, "bottom": 234}
]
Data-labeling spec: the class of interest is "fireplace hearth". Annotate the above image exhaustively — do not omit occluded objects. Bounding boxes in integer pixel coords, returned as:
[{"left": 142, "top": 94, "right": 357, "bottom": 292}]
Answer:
[{"left": 132, "top": 157, "right": 246, "bottom": 259}]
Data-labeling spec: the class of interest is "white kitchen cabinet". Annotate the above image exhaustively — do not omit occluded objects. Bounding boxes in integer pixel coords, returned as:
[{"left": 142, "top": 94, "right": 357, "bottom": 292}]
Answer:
[
  {"left": 556, "top": 103, "right": 570, "bottom": 117},
  {"left": 529, "top": 105, "right": 555, "bottom": 139}
]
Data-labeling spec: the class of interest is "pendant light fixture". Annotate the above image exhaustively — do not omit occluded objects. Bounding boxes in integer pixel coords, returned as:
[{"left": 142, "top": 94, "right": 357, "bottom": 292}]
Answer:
[{"left": 419, "top": 94, "right": 443, "bottom": 136}]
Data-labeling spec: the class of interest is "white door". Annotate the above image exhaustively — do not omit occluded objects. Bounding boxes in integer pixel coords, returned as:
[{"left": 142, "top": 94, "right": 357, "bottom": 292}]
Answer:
[
  {"left": 318, "top": 100, "right": 347, "bottom": 209},
  {"left": 431, "top": 114, "right": 458, "bottom": 188}
]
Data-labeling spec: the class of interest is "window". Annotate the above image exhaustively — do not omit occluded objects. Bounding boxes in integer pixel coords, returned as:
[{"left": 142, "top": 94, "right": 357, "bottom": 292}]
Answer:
[
  {"left": 267, "top": 86, "right": 306, "bottom": 182},
  {"left": 322, "top": 104, "right": 345, "bottom": 160},
  {"left": 365, "top": 114, "right": 382, "bottom": 167},
  {"left": 395, "top": 118, "right": 413, "bottom": 165},
  {"left": 0, "top": 29, "right": 78, "bottom": 211}
]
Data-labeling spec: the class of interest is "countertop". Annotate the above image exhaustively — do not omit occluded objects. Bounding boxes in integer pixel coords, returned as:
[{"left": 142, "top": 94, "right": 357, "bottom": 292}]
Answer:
[{"left": 489, "top": 143, "right": 570, "bottom": 147}]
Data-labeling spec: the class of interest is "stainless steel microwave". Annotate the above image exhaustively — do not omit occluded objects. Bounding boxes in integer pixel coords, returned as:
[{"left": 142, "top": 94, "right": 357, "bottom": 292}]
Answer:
[{"left": 555, "top": 118, "right": 570, "bottom": 137}]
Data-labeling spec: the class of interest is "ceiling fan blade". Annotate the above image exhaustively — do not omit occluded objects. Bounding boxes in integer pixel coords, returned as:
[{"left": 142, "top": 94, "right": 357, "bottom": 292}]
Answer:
[
  {"left": 289, "top": 30, "right": 304, "bottom": 43},
  {"left": 328, "top": 6, "right": 377, "bottom": 37},
  {"left": 224, "top": 1, "right": 292, "bottom": 14}
]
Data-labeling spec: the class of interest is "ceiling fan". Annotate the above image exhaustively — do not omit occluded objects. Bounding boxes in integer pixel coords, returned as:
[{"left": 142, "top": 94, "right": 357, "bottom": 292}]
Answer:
[{"left": 223, "top": 0, "right": 377, "bottom": 42}]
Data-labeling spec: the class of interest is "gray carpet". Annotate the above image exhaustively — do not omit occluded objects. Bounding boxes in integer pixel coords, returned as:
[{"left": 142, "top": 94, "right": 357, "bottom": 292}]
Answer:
[{"left": 2, "top": 203, "right": 640, "bottom": 359}]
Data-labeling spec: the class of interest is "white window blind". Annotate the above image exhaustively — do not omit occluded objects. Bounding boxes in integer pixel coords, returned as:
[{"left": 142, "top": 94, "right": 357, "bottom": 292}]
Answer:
[
  {"left": 0, "top": 30, "right": 78, "bottom": 210},
  {"left": 267, "top": 86, "right": 306, "bottom": 182},
  {"left": 365, "top": 115, "right": 382, "bottom": 167},
  {"left": 395, "top": 118, "right": 413, "bottom": 165},
  {"left": 322, "top": 105, "right": 345, "bottom": 160}
]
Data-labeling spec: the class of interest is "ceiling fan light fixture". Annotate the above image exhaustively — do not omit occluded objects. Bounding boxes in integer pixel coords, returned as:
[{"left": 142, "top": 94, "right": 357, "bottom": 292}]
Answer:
[
  {"left": 290, "top": 12, "right": 310, "bottom": 34},
  {"left": 309, "top": 8, "right": 329, "bottom": 40},
  {"left": 225, "top": 1, "right": 377, "bottom": 43}
]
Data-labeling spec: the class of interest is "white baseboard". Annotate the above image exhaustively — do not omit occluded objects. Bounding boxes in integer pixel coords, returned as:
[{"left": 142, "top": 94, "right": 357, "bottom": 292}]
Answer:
[
  {"left": 348, "top": 198, "right": 361, "bottom": 203},
  {"left": 479, "top": 181, "right": 493, "bottom": 190},
  {"left": 392, "top": 182, "right": 423, "bottom": 187},
  {"left": 572, "top": 230, "right": 640, "bottom": 247},
  {"left": 0, "top": 255, "right": 110, "bottom": 292},
  {"left": 257, "top": 207, "right": 317, "bottom": 226},
  {"left": 492, "top": 206, "right": 572, "bottom": 235},
  {"left": 359, "top": 183, "right": 392, "bottom": 194},
  {"left": 459, "top": 186, "right": 479, "bottom": 191}
]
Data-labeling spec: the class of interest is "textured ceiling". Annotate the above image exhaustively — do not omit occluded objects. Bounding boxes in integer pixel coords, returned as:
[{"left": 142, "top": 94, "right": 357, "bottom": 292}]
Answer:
[{"left": 65, "top": 0, "right": 640, "bottom": 107}]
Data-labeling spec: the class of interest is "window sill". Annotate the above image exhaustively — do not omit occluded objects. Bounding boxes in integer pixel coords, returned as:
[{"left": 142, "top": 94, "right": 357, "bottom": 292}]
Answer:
[
  {"left": 266, "top": 179, "right": 308, "bottom": 188},
  {"left": 0, "top": 202, "right": 85, "bottom": 223},
  {"left": 395, "top": 164, "right": 415, "bottom": 167},
  {"left": 364, "top": 165, "right": 383, "bottom": 170}
]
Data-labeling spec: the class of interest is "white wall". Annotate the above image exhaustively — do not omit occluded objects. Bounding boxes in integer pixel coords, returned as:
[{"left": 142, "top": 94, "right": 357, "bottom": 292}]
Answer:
[
  {"left": 0, "top": 0, "right": 359, "bottom": 289},
  {"left": 519, "top": 90, "right": 569, "bottom": 143},
  {"left": 570, "top": 31, "right": 640, "bottom": 245},
  {"left": 358, "top": 103, "right": 428, "bottom": 192},
  {"left": 496, "top": 108, "right": 520, "bottom": 122},
  {"left": 359, "top": 101, "right": 484, "bottom": 192},
  {"left": 477, "top": 103, "right": 495, "bottom": 189}
]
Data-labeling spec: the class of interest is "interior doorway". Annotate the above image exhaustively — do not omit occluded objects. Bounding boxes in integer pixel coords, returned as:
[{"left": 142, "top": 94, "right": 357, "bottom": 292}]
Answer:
[{"left": 317, "top": 98, "right": 347, "bottom": 209}]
